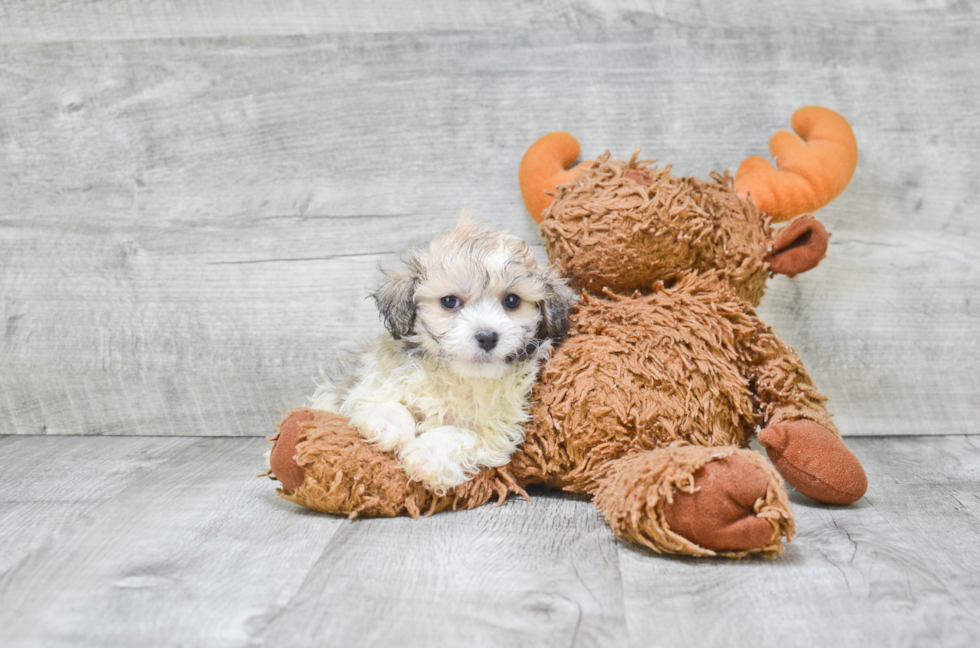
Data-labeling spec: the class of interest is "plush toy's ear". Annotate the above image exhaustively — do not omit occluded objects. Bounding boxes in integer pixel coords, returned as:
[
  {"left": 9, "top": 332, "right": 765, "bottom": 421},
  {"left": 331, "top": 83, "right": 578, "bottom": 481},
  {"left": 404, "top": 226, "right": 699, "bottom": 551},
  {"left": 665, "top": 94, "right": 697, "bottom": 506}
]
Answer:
[
  {"left": 767, "top": 216, "right": 829, "bottom": 276},
  {"left": 372, "top": 268, "right": 418, "bottom": 339},
  {"left": 537, "top": 271, "right": 577, "bottom": 343},
  {"left": 519, "top": 132, "right": 592, "bottom": 224}
]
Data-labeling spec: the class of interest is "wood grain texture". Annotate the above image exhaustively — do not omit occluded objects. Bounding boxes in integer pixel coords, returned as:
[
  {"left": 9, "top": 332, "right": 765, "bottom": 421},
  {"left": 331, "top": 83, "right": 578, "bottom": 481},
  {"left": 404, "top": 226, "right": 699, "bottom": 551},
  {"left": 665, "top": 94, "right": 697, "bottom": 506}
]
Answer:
[
  {"left": 263, "top": 495, "right": 626, "bottom": 647},
  {"left": 1, "top": 1, "right": 977, "bottom": 42},
  {"left": 0, "top": 0, "right": 561, "bottom": 42},
  {"left": 1, "top": 4, "right": 978, "bottom": 437},
  {"left": 0, "top": 434, "right": 196, "bottom": 577},
  {"left": 0, "top": 435, "right": 348, "bottom": 647},
  {"left": 0, "top": 435, "right": 978, "bottom": 647}
]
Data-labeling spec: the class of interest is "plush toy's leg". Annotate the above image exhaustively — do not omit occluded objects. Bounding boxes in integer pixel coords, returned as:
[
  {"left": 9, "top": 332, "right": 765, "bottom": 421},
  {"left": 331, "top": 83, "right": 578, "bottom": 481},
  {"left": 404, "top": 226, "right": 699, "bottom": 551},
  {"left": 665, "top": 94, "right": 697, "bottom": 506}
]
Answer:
[
  {"left": 267, "top": 408, "right": 527, "bottom": 518},
  {"left": 747, "top": 331, "right": 868, "bottom": 505},
  {"left": 592, "top": 445, "right": 795, "bottom": 558},
  {"left": 759, "top": 420, "right": 867, "bottom": 505}
]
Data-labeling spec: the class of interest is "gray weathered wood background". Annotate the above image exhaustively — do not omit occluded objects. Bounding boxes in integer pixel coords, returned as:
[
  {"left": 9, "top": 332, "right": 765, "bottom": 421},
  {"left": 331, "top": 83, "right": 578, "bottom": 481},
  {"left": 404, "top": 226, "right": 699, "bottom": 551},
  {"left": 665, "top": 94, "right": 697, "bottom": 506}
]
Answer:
[
  {"left": 2, "top": 1, "right": 977, "bottom": 438},
  {"left": 2, "top": 3, "right": 980, "bottom": 647}
]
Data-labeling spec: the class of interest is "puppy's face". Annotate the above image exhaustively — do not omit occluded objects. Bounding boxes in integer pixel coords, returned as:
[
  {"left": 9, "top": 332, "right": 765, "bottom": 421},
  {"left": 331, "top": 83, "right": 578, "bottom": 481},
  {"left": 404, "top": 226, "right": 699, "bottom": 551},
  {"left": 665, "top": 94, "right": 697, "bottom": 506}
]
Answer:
[{"left": 374, "top": 215, "right": 575, "bottom": 379}]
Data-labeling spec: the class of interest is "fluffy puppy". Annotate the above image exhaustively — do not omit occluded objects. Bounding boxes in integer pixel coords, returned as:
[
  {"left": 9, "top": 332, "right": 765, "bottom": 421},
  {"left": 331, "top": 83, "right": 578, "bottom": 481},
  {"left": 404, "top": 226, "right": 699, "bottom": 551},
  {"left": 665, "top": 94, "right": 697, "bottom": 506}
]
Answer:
[{"left": 310, "top": 213, "right": 576, "bottom": 494}]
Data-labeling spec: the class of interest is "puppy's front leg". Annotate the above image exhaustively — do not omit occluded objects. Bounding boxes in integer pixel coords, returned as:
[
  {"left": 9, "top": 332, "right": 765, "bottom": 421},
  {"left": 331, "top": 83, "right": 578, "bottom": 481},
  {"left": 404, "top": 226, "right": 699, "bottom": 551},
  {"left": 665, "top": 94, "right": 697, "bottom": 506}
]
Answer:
[
  {"left": 398, "top": 426, "right": 482, "bottom": 495},
  {"left": 348, "top": 402, "right": 417, "bottom": 453}
]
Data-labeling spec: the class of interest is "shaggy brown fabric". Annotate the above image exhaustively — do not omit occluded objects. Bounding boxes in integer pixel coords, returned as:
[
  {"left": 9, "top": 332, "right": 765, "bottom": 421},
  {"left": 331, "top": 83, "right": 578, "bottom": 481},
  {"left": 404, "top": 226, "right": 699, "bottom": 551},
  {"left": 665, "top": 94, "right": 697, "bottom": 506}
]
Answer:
[
  {"left": 267, "top": 116, "right": 863, "bottom": 558},
  {"left": 275, "top": 408, "right": 528, "bottom": 519},
  {"left": 540, "top": 153, "right": 773, "bottom": 307},
  {"left": 745, "top": 322, "right": 839, "bottom": 437},
  {"left": 594, "top": 444, "right": 794, "bottom": 558},
  {"left": 759, "top": 420, "right": 868, "bottom": 505},
  {"left": 519, "top": 279, "right": 759, "bottom": 493},
  {"left": 518, "top": 274, "right": 836, "bottom": 492}
]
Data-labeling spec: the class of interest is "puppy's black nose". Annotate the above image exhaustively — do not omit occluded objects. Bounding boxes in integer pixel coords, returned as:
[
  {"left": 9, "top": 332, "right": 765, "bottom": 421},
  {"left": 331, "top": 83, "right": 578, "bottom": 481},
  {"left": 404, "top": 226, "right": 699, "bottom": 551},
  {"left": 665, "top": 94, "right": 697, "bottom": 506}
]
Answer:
[{"left": 475, "top": 330, "right": 498, "bottom": 352}]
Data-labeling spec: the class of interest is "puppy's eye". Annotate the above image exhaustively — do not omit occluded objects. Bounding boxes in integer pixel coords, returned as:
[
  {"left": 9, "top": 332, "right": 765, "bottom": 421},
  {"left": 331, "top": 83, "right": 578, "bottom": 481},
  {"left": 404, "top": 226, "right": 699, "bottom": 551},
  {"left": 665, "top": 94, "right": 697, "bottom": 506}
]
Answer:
[
  {"left": 502, "top": 294, "right": 522, "bottom": 311},
  {"left": 440, "top": 295, "right": 463, "bottom": 311}
]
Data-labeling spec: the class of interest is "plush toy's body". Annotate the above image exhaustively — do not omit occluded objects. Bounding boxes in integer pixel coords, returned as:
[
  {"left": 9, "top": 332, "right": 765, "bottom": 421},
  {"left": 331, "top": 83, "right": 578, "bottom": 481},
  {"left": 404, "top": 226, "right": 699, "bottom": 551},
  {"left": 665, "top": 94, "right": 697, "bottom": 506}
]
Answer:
[{"left": 269, "top": 106, "right": 867, "bottom": 557}]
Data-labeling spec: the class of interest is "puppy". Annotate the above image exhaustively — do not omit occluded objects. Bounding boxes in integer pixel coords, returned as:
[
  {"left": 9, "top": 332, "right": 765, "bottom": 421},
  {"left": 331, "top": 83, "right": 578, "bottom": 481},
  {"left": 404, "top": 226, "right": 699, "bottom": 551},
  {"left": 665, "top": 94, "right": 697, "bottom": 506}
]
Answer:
[{"left": 309, "top": 213, "right": 576, "bottom": 494}]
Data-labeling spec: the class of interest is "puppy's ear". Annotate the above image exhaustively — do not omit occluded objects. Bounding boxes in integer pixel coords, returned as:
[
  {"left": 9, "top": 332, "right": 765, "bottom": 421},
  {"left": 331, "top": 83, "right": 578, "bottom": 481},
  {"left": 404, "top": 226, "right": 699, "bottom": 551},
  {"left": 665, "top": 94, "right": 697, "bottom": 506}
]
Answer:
[
  {"left": 373, "top": 268, "right": 418, "bottom": 340},
  {"left": 537, "top": 270, "right": 577, "bottom": 343}
]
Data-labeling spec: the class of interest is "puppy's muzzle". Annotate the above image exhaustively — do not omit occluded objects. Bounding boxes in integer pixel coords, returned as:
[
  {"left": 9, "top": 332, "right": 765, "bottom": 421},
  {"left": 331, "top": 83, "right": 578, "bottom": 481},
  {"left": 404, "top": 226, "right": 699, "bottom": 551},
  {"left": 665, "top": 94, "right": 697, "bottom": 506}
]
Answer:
[{"left": 475, "top": 330, "right": 499, "bottom": 352}]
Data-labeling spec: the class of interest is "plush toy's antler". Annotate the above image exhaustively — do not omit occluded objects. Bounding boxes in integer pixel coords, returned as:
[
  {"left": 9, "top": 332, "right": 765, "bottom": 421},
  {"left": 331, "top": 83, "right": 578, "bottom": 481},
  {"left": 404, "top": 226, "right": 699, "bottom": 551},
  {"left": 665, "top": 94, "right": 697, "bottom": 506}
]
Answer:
[
  {"left": 519, "top": 132, "right": 592, "bottom": 224},
  {"left": 734, "top": 106, "right": 858, "bottom": 222}
]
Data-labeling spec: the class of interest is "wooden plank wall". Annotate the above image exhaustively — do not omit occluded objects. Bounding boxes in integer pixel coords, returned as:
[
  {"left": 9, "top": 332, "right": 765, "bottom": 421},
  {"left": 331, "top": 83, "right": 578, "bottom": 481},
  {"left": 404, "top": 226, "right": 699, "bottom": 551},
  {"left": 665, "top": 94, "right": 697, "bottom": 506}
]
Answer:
[{"left": 1, "top": 1, "right": 977, "bottom": 437}]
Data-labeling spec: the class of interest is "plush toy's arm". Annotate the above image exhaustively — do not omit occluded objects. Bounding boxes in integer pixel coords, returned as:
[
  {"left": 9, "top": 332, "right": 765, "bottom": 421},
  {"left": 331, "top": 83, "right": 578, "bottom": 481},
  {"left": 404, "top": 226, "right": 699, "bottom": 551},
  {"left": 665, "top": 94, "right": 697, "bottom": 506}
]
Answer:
[
  {"left": 744, "top": 327, "right": 838, "bottom": 435},
  {"left": 742, "top": 327, "right": 868, "bottom": 505},
  {"left": 268, "top": 408, "right": 530, "bottom": 519}
]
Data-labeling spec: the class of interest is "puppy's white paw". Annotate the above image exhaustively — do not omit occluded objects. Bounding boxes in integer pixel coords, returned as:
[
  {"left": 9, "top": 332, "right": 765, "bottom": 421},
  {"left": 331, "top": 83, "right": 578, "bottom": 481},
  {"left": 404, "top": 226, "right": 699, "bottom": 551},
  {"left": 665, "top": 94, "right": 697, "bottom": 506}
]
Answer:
[
  {"left": 349, "top": 402, "right": 417, "bottom": 452},
  {"left": 398, "top": 426, "right": 477, "bottom": 495}
]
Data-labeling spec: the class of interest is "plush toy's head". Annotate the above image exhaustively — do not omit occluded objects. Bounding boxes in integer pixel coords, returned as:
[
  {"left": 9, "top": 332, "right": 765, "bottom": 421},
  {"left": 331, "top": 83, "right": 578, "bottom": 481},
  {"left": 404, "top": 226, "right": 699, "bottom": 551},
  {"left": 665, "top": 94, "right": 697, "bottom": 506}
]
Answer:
[{"left": 519, "top": 107, "right": 857, "bottom": 305}]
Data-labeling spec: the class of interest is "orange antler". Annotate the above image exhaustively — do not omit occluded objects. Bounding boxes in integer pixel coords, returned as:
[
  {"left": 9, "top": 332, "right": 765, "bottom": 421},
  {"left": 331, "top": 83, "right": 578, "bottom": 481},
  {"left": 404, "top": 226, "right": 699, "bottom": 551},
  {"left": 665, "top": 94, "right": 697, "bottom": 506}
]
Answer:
[
  {"left": 519, "top": 132, "right": 591, "bottom": 224},
  {"left": 734, "top": 106, "right": 858, "bottom": 222}
]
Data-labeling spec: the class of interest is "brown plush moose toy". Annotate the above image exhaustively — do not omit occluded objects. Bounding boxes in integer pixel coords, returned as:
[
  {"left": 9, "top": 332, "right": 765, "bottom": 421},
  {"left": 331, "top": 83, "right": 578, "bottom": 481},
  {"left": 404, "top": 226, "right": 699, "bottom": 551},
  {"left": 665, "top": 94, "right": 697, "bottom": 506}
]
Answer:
[{"left": 268, "top": 106, "right": 867, "bottom": 557}]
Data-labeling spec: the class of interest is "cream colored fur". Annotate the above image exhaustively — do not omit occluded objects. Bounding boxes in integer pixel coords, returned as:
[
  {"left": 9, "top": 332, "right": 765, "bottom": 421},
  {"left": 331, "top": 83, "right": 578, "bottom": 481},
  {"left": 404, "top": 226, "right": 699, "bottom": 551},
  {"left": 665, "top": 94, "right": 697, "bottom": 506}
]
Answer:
[
  {"left": 309, "top": 214, "right": 573, "bottom": 494},
  {"left": 311, "top": 335, "right": 547, "bottom": 493}
]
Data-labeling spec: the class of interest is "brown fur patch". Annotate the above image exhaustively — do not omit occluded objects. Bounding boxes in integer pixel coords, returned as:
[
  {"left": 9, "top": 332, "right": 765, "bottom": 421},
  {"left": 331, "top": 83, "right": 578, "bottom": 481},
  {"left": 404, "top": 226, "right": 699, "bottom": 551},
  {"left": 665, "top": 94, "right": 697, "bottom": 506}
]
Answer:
[
  {"left": 278, "top": 408, "right": 528, "bottom": 518},
  {"left": 593, "top": 444, "right": 794, "bottom": 558},
  {"left": 520, "top": 276, "right": 764, "bottom": 493},
  {"left": 540, "top": 153, "right": 773, "bottom": 307}
]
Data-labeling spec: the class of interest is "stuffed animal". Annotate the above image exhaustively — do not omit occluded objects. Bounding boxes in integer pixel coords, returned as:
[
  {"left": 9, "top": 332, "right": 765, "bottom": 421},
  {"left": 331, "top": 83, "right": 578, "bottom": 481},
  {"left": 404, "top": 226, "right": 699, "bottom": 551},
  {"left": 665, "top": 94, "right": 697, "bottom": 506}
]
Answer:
[{"left": 268, "top": 106, "right": 867, "bottom": 557}]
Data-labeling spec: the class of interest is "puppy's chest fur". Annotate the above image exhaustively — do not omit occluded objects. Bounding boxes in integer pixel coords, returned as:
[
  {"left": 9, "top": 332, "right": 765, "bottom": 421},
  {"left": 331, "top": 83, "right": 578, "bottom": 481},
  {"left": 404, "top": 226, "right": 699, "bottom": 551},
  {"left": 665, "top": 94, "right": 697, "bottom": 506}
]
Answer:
[{"left": 318, "top": 336, "right": 542, "bottom": 446}]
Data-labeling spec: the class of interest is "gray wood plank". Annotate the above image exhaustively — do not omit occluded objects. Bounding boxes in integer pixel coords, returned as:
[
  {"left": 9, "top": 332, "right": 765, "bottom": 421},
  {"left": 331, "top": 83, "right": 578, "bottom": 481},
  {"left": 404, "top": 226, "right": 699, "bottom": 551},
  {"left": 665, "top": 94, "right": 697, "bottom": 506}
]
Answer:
[
  {"left": 1, "top": 435, "right": 978, "bottom": 647},
  {"left": 1, "top": 17, "right": 978, "bottom": 437},
  {"left": 262, "top": 494, "right": 626, "bottom": 648},
  {"left": 1, "top": 1, "right": 974, "bottom": 43},
  {"left": 0, "top": 436, "right": 347, "bottom": 648},
  {"left": 0, "top": 435, "right": 196, "bottom": 576},
  {"left": 0, "top": 0, "right": 567, "bottom": 42}
]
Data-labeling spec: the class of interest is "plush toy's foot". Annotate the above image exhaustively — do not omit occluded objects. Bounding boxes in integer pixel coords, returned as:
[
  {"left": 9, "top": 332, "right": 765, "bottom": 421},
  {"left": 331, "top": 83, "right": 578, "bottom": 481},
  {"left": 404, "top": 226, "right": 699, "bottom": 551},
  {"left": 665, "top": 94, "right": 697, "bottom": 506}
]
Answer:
[
  {"left": 662, "top": 455, "right": 779, "bottom": 552},
  {"left": 759, "top": 420, "right": 867, "bottom": 505},
  {"left": 267, "top": 408, "right": 528, "bottom": 519},
  {"left": 594, "top": 445, "right": 794, "bottom": 558},
  {"left": 268, "top": 409, "right": 311, "bottom": 492}
]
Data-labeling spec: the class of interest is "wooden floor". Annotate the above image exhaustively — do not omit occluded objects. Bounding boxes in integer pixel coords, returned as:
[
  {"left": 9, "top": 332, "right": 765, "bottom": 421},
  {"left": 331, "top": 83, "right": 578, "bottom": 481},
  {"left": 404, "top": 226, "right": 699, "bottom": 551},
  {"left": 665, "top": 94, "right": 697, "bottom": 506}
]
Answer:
[
  {"left": 0, "top": 434, "right": 977, "bottom": 647},
  {"left": 3, "top": 1, "right": 980, "bottom": 646}
]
